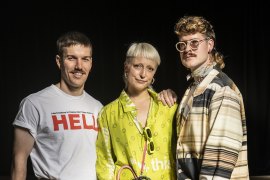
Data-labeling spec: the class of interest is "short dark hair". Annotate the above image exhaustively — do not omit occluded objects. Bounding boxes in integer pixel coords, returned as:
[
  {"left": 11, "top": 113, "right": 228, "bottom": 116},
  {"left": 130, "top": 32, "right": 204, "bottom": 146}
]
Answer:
[{"left": 56, "top": 31, "right": 92, "bottom": 57}]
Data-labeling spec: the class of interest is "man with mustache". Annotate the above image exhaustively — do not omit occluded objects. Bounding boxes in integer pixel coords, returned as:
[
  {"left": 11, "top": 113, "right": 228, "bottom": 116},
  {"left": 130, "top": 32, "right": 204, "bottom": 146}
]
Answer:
[
  {"left": 160, "top": 16, "right": 249, "bottom": 180},
  {"left": 11, "top": 31, "right": 103, "bottom": 180}
]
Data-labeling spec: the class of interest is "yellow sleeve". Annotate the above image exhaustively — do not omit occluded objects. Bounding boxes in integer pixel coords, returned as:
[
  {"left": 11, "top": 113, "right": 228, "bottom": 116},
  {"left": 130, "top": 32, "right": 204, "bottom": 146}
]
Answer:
[{"left": 96, "top": 108, "right": 115, "bottom": 180}]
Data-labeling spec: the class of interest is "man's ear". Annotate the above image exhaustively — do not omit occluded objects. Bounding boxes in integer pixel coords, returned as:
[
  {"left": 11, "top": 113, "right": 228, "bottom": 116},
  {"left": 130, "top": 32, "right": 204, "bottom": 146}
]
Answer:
[
  {"left": 208, "top": 38, "right": 215, "bottom": 53},
  {"left": 56, "top": 55, "right": 61, "bottom": 69}
]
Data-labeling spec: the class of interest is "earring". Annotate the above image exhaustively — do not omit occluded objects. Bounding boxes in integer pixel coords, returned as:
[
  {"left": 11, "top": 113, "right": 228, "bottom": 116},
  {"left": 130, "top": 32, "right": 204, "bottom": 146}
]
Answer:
[
  {"left": 151, "top": 78, "right": 155, "bottom": 85},
  {"left": 124, "top": 73, "right": 127, "bottom": 78}
]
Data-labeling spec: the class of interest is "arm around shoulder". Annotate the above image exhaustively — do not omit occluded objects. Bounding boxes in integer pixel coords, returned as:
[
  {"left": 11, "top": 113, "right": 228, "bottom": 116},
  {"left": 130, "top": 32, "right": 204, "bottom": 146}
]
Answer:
[{"left": 158, "top": 89, "right": 178, "bottom": 107}]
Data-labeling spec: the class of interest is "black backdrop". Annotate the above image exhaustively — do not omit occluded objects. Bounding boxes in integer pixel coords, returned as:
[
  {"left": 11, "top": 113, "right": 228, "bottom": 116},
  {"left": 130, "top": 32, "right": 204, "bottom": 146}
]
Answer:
[{"left": 1, "top": 0, "right": 269, "bottom": 178}]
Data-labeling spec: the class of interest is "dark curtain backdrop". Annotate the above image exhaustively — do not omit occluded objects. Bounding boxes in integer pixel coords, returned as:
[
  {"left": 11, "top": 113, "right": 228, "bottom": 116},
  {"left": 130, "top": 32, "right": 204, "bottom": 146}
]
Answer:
[{"left": 1, "top": 0, "right": 269, "bottom": 178}]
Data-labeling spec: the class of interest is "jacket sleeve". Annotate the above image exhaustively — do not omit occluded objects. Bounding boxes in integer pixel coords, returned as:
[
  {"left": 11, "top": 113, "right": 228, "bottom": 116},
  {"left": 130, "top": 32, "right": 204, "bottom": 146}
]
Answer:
[
  {"left": 200, "top": 86, "right": 244, "bottom": 180},
  {"left": 96, "top": 108, "right": 115, "bottom": 180}
]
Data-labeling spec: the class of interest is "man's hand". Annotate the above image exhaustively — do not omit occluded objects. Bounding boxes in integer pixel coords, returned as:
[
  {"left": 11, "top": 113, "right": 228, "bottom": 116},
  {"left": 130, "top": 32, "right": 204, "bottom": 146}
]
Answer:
[{"left": 158, "top": 89, "right": 177, "bottom": 107}]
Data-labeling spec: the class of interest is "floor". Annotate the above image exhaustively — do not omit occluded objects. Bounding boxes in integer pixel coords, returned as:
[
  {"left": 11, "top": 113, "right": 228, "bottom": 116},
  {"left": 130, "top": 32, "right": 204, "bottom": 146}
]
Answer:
[
  {"left": 2, "top": 175, "right": 270, "bottom": 179},
  {"left": 251, "top": 176, "right": 270, "bottom": 180}
]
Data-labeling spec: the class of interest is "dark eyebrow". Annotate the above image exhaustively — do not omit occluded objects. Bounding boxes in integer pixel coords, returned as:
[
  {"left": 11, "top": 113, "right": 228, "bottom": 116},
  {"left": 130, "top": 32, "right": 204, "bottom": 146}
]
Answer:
[{"left": 66, "top": 55, "right": 92, "bottom": 59}]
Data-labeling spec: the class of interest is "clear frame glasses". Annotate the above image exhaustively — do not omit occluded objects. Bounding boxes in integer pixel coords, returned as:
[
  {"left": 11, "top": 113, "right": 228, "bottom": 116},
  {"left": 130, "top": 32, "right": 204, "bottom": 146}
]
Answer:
[
  {"left": 143, "top": 127, "right": 154, "bottom": 154},
  {"left": 175, "top": 37, "right": 210, "bottom": 52}
]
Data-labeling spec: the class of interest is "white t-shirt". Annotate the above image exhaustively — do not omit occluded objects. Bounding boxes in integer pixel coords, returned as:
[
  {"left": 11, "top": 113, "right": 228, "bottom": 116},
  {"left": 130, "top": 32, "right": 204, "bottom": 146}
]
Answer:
[{"left": 13, "top": 84, "right": 103, "bottom": 180}]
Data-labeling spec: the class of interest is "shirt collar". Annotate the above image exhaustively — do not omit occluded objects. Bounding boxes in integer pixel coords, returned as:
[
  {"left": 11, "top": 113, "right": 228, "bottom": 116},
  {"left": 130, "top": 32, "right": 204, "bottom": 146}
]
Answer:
[{"left": 119, "top": 88, "right": 159, "bottom": 113}]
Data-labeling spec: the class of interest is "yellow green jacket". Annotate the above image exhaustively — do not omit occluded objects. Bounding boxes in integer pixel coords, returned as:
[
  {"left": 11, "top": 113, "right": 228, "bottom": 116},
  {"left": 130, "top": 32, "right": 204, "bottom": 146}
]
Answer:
[{"left": 96, "top": 88, "right": 178, "bottom": 180}]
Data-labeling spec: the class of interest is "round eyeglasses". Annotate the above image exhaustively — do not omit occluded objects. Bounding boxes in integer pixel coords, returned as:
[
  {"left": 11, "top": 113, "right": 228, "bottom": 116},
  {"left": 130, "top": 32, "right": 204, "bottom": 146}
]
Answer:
[{"left": 175, "top": 37, "right": 210, "bottom": 52}]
